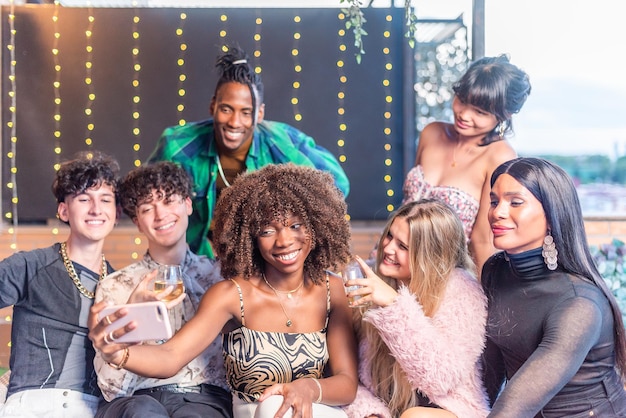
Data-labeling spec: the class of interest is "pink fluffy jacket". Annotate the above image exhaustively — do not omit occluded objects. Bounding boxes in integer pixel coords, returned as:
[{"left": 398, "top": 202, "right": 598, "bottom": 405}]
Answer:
[{"left": 343, "top": 268, "right": 490, "bottom": 418}]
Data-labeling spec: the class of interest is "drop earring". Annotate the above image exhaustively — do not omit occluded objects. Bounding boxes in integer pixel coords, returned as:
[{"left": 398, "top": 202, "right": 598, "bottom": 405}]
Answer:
[
  {"left": 542, "top": 232, "right": 558, "bottom": 270},
  {"left": 497, "top": 121, "right": 506, "bottom": 138}
]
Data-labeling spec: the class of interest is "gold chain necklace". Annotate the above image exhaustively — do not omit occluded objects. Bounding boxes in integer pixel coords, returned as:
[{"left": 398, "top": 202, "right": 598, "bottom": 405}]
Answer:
[
  {"left": 60, "top": 242, "right": 107, "bottom": 299},
  {"left": 262, "top": 273, "right": 303, "bottom": 327},
  {"left": 262, "top": 273, "right": 304, "bottom": 299}
]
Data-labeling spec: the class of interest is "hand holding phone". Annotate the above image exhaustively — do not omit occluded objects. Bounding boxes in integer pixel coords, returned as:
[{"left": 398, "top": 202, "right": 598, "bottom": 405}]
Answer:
[{"left": 100, "top": 301, "right": 173, "bottom": 343}]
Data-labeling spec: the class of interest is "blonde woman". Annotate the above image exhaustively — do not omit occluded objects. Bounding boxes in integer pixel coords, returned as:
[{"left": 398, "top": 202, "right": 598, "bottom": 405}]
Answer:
[{"left": 344, "top": 199, "right": 489, "bottom": 418}]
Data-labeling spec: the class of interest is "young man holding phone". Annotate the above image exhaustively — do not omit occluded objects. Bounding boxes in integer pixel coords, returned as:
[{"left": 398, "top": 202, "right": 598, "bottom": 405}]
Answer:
[{"left": 91, "top": 162, "right": 231, "bottom": 418}]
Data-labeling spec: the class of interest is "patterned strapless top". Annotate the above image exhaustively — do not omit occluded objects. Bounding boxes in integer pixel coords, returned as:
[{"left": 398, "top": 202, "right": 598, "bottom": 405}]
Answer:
[
  {"left": 222, "top": 277, "right": 331, "bottom": 402},
  {"left": 402, "top": 165, "right": 479, "bottom": 240}
]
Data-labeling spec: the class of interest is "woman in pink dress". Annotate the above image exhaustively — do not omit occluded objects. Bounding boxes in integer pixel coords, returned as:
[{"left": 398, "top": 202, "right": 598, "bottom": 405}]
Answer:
[{"left": 404, "top": 54, "right": 531, "bottom": 276}]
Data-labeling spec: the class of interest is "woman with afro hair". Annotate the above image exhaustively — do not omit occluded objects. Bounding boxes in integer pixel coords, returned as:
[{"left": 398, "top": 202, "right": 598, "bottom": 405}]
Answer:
[{"left": 91, "top": 163, "right": 358, "bottom": 418}]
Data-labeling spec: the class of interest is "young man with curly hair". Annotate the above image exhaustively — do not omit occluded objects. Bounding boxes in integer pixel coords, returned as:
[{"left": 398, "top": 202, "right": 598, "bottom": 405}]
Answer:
[
  {"left": 0, "top": 151, "right": 119, "bottom": 417},
  {"left": 91, "top": 161, "right": 231, "bottom": 418}
]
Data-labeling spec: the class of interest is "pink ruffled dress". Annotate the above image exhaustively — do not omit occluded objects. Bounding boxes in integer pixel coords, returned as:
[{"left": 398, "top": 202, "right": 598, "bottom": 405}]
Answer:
[{"left": 402, "top": 165, "right": 479, "bottom": 240}]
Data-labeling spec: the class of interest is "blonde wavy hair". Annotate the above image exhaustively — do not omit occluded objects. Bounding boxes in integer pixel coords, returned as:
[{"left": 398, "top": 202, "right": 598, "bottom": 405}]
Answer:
[{"left": 361, "top": 199, "right": 475, "bottom": 415}]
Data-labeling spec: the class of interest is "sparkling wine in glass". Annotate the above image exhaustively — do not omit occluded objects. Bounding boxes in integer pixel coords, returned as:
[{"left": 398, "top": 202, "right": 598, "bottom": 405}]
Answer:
[
  {"left": 154, "top": 264, "right": 184, "bottom": 302},
  {"left": 342, "top": 258, "right": 367, "bottom": 308}
]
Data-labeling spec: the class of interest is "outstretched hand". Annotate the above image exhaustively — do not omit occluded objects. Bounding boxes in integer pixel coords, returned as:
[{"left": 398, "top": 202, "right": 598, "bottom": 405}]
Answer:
[
  {"left": 258, "top": 378, "right": 321, "bottom": 418},
  {"left": 345, "top": 255, "right": 398, "bottom": 309},
  {"left": 127, "top": 269, "right": 186, "bottom": 308},
  {"left": 87, "top": 300, "right": 135, "bottom": 365}
]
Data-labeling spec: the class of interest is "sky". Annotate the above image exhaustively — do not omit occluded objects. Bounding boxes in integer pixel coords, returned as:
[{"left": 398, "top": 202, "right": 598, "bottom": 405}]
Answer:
[{"left": 415, "top": 0, "right": 626, "bottom": 158}]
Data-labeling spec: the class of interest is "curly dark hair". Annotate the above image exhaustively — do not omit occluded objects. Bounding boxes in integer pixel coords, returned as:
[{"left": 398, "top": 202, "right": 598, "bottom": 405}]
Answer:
[
  {"left": 213, "top": 164, "right": 351, "bottom": 282},
  {"left": 119, "top": 161, "right": 193, "bottom": 219},
  {"left": 214, "top": 45, "right": 264, "bottom": 120},
  {"left": 52, "top": 150, "right": 120, "bottom": 204}
]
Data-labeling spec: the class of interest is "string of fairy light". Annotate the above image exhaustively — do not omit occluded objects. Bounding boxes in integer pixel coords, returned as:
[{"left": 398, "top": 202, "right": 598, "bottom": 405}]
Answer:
[
  {"left": 130, "top": 5, "right": 143, "bottom": 260},
  {"left": 336, "top": 9, "right": 398, "bottom": 216},
  {"left": 49, "top": 0, "right": 62, "bottom": 240},
  {"left": 253, "top": 12, "right": 262, "bottom": 75},
  {"left": 83, "top": 5, "right": 96, "bottom": 147},
  {"left": 52, "top": 1, "right": 62, "bottom": 171},
  {"left": 290, "top": 13, "right": 303, "bottom": 124},
  {"left": 130, "top": 9, "right": 142, "bottom": 168},
  {"left": 175, "top": 12, "right": 187, "bottom": 127},
  {"left": 5, "top": 0, "right": 18, "bottom": 246},
  {"left": 1, "top": 0, "right": 17, "bottom": 335},
  {"left": 219, "top": 13, "right": 228, "bottom": 52},
  {"left": 382, "top": 13, "right": 395, "bottom": 213},
  {"left": 2, "top": 0, "right": 17, "bottom": 354},
  {"left": 336, "top": 11, "right": 350, "bottom": 217}
]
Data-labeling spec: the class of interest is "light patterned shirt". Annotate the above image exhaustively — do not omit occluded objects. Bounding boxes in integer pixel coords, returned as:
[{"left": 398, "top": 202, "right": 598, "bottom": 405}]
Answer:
[{"left": 93, "top": 249, "right": 227, "bottom": 401}]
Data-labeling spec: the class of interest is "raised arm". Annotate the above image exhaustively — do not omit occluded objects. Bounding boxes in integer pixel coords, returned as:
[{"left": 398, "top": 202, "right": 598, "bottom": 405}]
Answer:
[
  {"left": 89, "top": 279, "right": 237, "bottom": 379},
  {"left": 470, "top": 143, "right": 516, "bottom": 276},
  {"left": 469, "top": 173, "right": 497, "bottom": 275}
]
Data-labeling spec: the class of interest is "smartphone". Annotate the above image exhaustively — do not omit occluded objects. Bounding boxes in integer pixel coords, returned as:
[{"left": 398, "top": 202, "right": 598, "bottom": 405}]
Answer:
[{"left": 100, "top": 301, "right": 173, "bottom": 343}]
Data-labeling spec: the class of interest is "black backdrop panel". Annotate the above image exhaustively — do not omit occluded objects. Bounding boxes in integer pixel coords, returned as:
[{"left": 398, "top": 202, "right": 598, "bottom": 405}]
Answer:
[{"left": 1, "top": 6, "right": 409, "bottom": 222}]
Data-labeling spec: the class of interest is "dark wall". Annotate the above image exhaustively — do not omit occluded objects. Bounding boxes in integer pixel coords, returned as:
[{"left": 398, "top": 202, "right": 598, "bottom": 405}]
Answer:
[{"left": 1, "top": 6, "right": 411, "bottom": 222}]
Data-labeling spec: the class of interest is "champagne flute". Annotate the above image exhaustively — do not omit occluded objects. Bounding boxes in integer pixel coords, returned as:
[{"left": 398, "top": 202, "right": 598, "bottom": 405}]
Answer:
[
  {"left": 342, "top": 258, "right": 368, "bottom": 308},
  {"left": 153, "top": 264, "right": 184, "bottom": 302}
]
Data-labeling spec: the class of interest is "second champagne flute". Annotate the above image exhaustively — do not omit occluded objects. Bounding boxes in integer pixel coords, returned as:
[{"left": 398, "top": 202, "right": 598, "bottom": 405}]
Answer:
[
  {"left": 342, "top": 258, "right": 368, "bottom": 308},
  {"left": 154, "top": 264, "right": 184, "bottom": 302}
]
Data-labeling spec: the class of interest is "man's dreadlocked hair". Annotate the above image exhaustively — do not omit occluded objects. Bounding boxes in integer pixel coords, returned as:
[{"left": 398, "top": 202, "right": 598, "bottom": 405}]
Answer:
[
  {"left": 214, "top": 45, "right": 264, "bottom": 121},
  {"left": 212, "top": 164, "right": 351, "bottom": 282}
]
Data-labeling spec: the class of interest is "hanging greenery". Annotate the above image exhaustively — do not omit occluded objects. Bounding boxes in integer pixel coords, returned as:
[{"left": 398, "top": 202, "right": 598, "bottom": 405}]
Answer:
[{"left": 340, "top": 0, "right": 417, "bottom": 63}]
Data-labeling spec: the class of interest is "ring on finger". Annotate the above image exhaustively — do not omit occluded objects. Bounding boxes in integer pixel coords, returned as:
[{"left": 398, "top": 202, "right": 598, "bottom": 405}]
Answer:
[
  {"left": 103, "top": 333, "right": 111, "bottom": 345},
  {"left": 103, "top": 315, "right": 113, "bottom": 325},
  {"left": 108, "top": 331, "right": 116, "bottom": 343}
]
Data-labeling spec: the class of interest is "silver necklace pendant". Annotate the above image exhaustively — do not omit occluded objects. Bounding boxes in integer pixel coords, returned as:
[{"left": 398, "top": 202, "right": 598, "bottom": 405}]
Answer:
[{"left": 286, "top": 319, "right": 292, "bottom": 327}]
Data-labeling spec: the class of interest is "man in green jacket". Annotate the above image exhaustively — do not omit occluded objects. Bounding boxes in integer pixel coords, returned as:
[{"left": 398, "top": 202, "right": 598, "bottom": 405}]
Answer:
[{"left": 148, "top": 46, "right": 349, "bottom": 258}]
